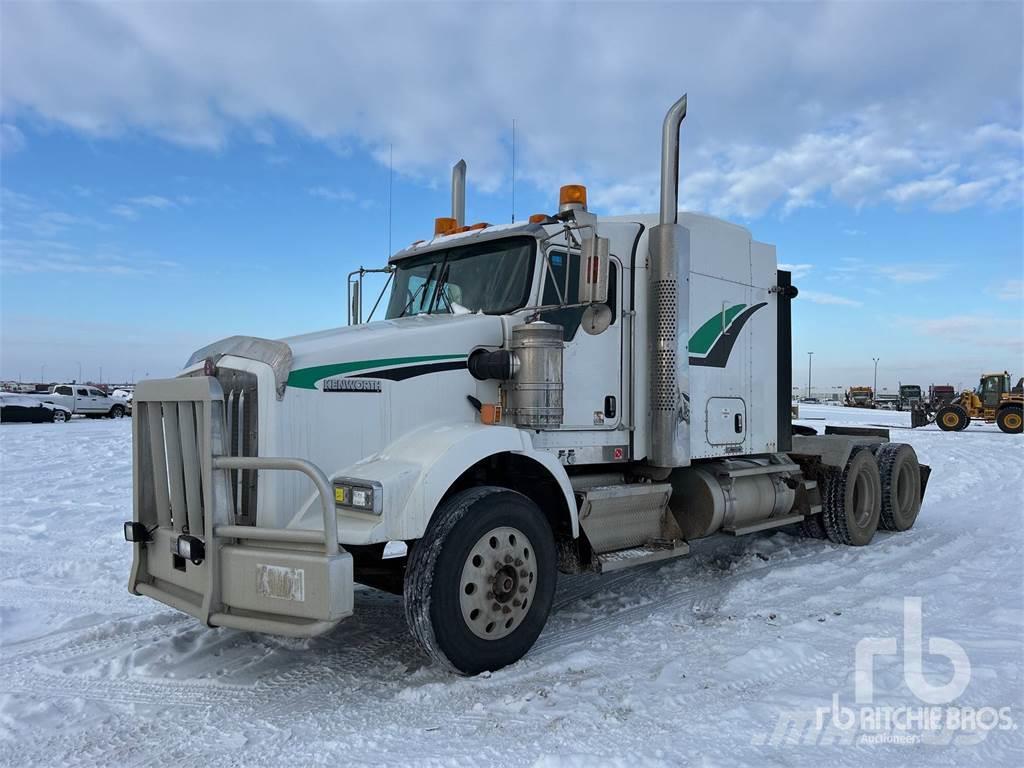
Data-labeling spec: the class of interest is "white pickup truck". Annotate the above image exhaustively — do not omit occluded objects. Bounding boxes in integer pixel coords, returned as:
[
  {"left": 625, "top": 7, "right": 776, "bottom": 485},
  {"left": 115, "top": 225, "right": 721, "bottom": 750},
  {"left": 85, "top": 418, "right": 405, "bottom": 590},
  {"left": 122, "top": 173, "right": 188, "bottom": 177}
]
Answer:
[{"left": 30, "top": 384, "right": 131, "bottom": 419}]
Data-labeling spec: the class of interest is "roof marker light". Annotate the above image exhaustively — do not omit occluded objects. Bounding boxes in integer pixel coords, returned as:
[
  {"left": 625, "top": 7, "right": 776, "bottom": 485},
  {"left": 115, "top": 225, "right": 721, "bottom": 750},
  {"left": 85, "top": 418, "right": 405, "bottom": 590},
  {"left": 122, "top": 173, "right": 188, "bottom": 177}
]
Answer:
[
  {"left": 558, "top": 184, "right": 587, "bottom": 213},
  {"left": 434, "top": 217, "right": 457, "bottom": 236}
]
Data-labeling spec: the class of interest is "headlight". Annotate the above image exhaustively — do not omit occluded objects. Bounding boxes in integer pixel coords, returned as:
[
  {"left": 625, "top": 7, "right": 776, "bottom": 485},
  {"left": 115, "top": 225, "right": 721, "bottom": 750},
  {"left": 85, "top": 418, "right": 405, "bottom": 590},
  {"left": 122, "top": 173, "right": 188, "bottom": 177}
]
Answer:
[
  {"left": 172, "top": 534, "right": 205, "bottom": 565},
  {"left": 334, "top": 479, "right": 382, "bottom": 515}
]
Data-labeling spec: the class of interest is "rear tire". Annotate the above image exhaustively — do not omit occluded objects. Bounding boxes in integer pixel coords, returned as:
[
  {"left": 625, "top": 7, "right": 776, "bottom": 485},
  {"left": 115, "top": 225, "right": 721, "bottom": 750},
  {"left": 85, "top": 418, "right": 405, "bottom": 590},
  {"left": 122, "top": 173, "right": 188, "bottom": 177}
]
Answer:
[
  {"left": 875, "top": 443, "right": 921, "bottom": 531},
  {"left": 799, "top": 514, "right": 828, "bottom": 539},
  {"left": 51, "top": 410, "right": 68, "bottom": 423},
  {"left": 822, "top": 447, "right": 881, "bottom": 546},
  {"left": 404, "top": 486, "right": 557, "bottom": 675},
  {"left": 936, "top": 404, "right": 969, "bottom": 431},
  {"left": 109, "top": 404, "right": 125, "bottom": 419},
  {"left": 996, "top": 407, "right": 1022, "bottom": 434}
]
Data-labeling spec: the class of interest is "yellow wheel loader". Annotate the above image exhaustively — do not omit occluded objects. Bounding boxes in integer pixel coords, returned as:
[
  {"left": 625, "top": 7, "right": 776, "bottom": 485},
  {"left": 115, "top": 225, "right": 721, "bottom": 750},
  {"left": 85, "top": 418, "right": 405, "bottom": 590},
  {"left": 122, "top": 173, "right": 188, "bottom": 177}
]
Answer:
[{"left": 926, "top": 372, "right": 1023, "bottom": 434}]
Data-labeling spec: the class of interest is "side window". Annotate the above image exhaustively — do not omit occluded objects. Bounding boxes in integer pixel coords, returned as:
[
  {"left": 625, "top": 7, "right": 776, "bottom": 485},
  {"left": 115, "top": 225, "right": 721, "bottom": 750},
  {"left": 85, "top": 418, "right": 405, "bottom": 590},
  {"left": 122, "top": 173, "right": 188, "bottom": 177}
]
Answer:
[
  {"left": 539, "top": 252, "right": 619, "bottom": 339},
  {"left": 542, "top": 250, "right": 579, "bottom": 305},
  {"left": 90, "top": 388, "right": 106, "bottom": 397},
  {"left": 55, "top": 386, "right": 72, "bottom": 396},
  {"left": 77, "top": 388, "right": 89, "bottom": 397}
]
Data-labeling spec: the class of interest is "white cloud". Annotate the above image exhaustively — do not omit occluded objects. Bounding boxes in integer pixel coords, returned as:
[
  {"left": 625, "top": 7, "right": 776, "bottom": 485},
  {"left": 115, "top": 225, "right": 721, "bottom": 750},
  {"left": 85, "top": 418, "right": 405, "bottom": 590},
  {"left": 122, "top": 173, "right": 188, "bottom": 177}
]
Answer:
[
  {"left": 0, "top": 2, "right": 1020, "bottom": 216},
  {"left": 779, "top": 262, "right": 813, "bottom": 278},
  {"left": 109, "top": 204, "right": 138, "bottom": 219},
  {"left": 130, "top": 194, "right": 176, "bottom": 209},
  {"left": 0, "top": 123, "right": 25, "bottom": 154},
  {"left": 799, "top": 290, "right": 862, "bottom": 307},
  {"left": 0, "top": 238, "right": 180, "bottom": 276},
  {"left": 911, "top": 313, "right": 1024, "bottom": 352},
  {"left": 107, "top": 194, "right": 185, "bottom": 219},
  {"left": 876, "top": 265, "right": 941, "bottom": 284},
  {"left": 308, "top": 186, "right": 357, "bottom": 203},
  {"left": 992, "top": 279, "right": 1024, "bottom": 302},
  {"left": 1, "top": 188, "right": 100, "bottom": 235}
]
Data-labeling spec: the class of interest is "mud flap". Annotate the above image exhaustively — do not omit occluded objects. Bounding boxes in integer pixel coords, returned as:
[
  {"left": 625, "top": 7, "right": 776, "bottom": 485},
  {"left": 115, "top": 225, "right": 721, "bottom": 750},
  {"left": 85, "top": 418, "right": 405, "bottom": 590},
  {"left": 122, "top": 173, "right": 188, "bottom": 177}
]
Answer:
[{"left": 919, "top": 464, "right": 932, "bottom": 499}]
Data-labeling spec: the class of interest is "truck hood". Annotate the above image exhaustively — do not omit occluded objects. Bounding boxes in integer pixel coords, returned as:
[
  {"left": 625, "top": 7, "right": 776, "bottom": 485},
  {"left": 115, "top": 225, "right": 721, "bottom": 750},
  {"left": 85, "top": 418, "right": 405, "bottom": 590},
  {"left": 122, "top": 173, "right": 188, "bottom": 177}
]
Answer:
[{"left": 280, "top": 312, "right": 505, "bottom": 391}]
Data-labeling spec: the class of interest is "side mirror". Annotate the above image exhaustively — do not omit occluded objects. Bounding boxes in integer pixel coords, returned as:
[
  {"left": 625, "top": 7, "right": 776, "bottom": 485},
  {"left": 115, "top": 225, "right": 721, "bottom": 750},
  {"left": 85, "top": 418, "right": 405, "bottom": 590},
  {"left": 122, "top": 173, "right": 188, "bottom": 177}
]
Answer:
[{"left": 578, "top": 236, "right": 609, "bottom": 304}]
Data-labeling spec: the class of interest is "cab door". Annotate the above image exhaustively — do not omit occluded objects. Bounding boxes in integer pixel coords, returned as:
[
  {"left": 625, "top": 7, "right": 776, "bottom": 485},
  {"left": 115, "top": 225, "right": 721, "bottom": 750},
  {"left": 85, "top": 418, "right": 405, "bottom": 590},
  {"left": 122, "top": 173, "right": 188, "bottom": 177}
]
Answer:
[
  {"left": 538, "top": 249, "right": 623, "bottom": 431},
  {"left": 89, "top": 388, "right": 109, "bottom": 413},
  {"left": 980, "top": 376, "right": 1005, "bottom": 410},
  {"left": 75, "top": 387, "right": 93, "bottom": 413}
]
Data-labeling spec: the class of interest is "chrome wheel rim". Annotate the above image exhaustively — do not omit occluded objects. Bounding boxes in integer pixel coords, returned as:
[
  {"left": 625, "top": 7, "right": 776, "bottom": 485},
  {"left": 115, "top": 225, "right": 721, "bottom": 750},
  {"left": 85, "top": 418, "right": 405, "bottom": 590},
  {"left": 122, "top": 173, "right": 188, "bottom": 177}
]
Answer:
[{"left": 459, "top": 526, "right": 537, "bottom": 640}]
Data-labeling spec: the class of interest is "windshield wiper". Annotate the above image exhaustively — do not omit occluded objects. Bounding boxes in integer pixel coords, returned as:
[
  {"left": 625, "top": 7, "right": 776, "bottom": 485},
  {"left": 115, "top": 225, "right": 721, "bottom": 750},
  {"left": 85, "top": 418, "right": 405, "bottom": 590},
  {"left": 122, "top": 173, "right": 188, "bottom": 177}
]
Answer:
[
  {"left": 430, "top": 260, "right": 453, "bottom": 314},
  {"left": 398, "top": 262, "right": 439, "bottom": 317}
]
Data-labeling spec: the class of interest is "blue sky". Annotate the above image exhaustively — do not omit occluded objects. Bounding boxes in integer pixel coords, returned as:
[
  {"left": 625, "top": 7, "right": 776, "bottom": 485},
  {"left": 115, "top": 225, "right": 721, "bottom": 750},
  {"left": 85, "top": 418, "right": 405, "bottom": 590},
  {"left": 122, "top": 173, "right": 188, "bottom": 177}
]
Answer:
[{"left": 1, "top": 1, "right": 1021, "bottom": 391}]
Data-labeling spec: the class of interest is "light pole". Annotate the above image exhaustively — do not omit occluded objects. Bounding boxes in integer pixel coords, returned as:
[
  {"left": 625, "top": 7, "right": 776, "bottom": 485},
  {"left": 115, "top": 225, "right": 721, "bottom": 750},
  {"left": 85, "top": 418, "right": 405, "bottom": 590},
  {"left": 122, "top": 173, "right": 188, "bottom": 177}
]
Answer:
[
  {"left": 40, "top": 364, "right": 46, "bottom": 385},
  {"left": 872, "top": 357, "right": 880, "bottom": 394},
  {"left": 75, "top": 361, "right": 82, "bottom": 384},
  {"left": 807, "top": 352, "right": 814, "bottom": 399}
]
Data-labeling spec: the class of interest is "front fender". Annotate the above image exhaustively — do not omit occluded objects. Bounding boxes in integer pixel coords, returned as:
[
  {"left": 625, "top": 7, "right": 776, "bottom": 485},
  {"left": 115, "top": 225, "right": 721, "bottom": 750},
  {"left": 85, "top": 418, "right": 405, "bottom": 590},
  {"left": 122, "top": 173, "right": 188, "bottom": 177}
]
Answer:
[{"left": 289, "top": 422, "right": 577, "bottom": 545}]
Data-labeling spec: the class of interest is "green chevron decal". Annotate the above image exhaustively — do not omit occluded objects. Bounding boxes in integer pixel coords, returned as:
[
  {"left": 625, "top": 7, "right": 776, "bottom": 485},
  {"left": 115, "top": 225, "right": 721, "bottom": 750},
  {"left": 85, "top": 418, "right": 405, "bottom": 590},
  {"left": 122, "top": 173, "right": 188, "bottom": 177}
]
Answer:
[
  {"left": 689, "top": 304, "right": 746, "bottom": 356},
  {"left": 287, "top": 354, "right": 465, "bottom": 389},
  {"left": 689, "top": 302, "right": 767, "bottom": 368}
]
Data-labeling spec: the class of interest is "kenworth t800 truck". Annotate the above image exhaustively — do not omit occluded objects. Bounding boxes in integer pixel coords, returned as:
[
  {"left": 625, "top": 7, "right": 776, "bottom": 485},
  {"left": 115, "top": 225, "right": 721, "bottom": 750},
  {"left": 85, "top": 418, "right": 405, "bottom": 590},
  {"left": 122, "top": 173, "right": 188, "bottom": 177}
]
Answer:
[{"left": 124, "top": 96, "right": 929, "bottom": 674}]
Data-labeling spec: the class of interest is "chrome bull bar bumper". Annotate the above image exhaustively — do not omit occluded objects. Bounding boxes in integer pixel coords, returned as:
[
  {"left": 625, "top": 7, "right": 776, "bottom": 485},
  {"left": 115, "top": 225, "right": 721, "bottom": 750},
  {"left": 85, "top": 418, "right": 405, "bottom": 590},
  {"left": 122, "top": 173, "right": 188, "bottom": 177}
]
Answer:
[{"left": 126, "top": 376, "right": 353, "bottom": 638}]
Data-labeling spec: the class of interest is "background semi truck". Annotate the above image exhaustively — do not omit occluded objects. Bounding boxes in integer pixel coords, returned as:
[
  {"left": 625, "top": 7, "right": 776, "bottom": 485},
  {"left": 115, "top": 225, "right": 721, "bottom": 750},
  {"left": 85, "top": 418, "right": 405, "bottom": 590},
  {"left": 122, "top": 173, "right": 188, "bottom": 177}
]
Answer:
[
  {"left": 928, "top": 384, "right": 956, "bottom": 409},
  {"left": 845, "top": 386, "right": 874, "bottom": 408},
  {"left": 123, "top": 95, "right": 930, "bottom": 674},
  {"left": 898, "top": 384, "right": 922, "bottom": 411}
]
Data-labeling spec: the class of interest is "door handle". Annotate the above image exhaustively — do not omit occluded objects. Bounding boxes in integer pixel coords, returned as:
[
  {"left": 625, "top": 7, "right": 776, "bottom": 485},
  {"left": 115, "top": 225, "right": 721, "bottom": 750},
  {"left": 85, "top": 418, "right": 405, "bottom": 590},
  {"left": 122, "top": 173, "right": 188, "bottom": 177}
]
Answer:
[
  {"left": 734, "top": 413, "right": 744, "bottom": 433},
  {"left": 604, "top": 395, "right": 617, "bottom": 419}
]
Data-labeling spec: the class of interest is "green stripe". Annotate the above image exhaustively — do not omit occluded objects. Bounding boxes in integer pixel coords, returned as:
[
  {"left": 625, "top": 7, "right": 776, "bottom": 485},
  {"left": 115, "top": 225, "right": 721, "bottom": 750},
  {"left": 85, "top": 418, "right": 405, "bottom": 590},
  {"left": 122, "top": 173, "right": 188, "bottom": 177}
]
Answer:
[
  {"left": 688, "top": 304, "right": 746, "bottom": 356},
  {"left": 287, "top": 354, "right": 465, "bottom": 390}
]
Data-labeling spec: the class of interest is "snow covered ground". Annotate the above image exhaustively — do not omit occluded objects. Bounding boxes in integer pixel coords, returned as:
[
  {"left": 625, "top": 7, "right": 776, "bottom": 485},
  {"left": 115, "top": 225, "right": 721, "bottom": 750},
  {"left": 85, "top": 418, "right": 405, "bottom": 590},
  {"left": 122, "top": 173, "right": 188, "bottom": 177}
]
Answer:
[{"left": 0, "top": 408, "right": 1021, "bottom": 766}]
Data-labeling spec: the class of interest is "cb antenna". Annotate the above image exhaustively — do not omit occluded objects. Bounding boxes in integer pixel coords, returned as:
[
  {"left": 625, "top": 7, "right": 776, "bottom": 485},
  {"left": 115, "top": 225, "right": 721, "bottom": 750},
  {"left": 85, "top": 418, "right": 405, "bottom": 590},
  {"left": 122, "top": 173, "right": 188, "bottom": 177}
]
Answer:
[
  {"left": 511, "top": 118, "right": 517, "bottom": 223},
  {"left": 387, "top": 143, "right": 393, "bottom": 257}
]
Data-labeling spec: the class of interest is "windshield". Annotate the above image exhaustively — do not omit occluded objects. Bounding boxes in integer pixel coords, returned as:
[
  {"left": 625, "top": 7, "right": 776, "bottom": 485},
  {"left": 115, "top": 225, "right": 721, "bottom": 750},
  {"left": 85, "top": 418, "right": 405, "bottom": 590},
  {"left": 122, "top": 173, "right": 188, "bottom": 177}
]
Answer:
[{"left": 385, "top": 237, "right": 535, "bottom": 319}]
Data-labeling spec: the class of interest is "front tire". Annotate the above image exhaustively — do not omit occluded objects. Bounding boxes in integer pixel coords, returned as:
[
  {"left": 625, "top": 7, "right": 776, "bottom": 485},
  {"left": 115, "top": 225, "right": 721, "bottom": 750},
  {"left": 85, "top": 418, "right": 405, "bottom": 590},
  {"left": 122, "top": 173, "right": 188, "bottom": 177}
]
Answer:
[
  {"left": 996, "top": 407, "right": 1023, "bottom": 434},
  {"left": 936, "top": 404, "right": 969, "bottom": 431},
  {"left": 404, "top": 486, "right": 557, "bottom": 675},
  {"left": 109, "top": 404, "right": 125, "bottom": 419},
  {"left": 51, "top": 410, "right": 68, "bottom": 423},
  {"left": 822, "top": 447, "right": 882, "bottom": 546}
]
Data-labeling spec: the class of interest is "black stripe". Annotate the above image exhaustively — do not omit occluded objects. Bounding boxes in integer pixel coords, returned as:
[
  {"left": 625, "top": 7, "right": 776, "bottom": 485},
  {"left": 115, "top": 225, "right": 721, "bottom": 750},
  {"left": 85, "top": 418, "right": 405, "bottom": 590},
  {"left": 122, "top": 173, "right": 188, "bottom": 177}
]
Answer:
[
  {"left": 689, "top": 302, "right": 767, "bottom": 368},
  {"left": 351, "top": 360, "right": 468, "bottom": 381},
  {"left": 777, "top": 271, "right": 793, "bottom": 451}
]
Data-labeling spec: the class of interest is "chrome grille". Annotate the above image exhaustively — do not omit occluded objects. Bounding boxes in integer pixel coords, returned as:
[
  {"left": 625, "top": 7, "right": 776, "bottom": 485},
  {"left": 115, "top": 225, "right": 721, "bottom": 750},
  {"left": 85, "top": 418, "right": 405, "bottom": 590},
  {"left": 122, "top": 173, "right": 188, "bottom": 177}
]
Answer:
[{"left": 218, "top": 369, "right": 259, "bottom": 526}]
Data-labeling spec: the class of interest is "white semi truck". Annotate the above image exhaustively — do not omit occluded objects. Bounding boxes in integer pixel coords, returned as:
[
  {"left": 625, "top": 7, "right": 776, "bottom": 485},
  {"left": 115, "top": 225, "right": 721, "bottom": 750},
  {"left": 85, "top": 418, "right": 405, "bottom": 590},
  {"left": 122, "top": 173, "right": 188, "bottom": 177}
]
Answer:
[{"left": 124, "top": 96, "right": 929, "bottom": 674}]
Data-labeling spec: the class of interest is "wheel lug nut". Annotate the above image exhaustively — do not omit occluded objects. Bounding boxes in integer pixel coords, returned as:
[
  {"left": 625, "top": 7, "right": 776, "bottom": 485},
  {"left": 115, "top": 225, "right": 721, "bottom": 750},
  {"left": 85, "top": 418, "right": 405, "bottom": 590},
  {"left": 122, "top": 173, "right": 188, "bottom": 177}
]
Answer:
[
  {"left": 492, "top": 603, "right": 501, "bottom": 611},
  {"left": 520, "top": 569, "right": 528, "bottom": 577},
  {"left": 512, "top": 599, "right": 521, "bottom": 607},
  {"left": 502, "top": 605, "right": 512, "bottom": 614},
  {"left": 504, "top": 554, "right": 513, "bottom": 564},
  {"left": 514, "top": 558, "right": 523, "bottom": 567},
  {"left": 486, "top": 591, "right": 494, "bottom": 599},
  {"left": 519, "top": 585, "right": 528, "bottom": 593}
]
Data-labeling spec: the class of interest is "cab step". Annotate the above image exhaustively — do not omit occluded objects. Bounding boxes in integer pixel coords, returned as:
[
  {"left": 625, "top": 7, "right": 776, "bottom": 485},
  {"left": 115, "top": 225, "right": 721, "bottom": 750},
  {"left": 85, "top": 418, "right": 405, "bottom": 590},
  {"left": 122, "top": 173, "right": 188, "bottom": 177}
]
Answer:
[{"left": 596, "top": 540, "right": 689, "bottom": 573}]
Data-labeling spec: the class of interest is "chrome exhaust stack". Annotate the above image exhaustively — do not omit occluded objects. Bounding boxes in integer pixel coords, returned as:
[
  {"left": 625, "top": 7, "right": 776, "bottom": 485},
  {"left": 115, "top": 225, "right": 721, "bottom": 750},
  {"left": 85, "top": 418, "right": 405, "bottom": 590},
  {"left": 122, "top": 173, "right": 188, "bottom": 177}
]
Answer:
[
  {"left": 452, "top": 159, "right": 466, "bottom": 227},
  {"left": 648, "top": 94, "right": 691, "bottom": 468}
]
